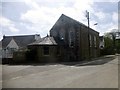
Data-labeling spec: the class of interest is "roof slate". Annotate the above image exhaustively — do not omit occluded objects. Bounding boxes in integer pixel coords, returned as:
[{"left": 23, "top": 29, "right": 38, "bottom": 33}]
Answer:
[
  {"left": 29, "top": 36, "right": 57, "bottom": 45},
  {"left": 51, "top": 14, "right": 99, "bottom": 34},
  {"left": 2, "top": 35, "right": 36, "bottom": 49}
]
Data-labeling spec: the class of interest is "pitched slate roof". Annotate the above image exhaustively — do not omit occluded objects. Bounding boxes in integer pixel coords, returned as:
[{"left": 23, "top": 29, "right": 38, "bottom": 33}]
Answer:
[
  {"left": 2, "top": 35, "right": 36, "bottom": 49},
  {"left": 51, "top": 14, "right": 99, "bottom": 34},
  {"left": 29, "top": 36, "right": 57, "bottom": 46}
]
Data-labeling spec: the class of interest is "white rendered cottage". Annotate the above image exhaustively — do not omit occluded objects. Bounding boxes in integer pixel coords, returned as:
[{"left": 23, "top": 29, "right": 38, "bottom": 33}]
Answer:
[{"left": 1, "top": 34, "right": 41, "bottom": 59}]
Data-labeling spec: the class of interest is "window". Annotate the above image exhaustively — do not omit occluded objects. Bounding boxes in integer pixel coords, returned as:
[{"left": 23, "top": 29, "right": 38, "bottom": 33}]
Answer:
[
  {"left": 94, "top": 36, "right": 97, "bottom": 47},
  {"left": 69, "top": 31, "right": 74, "bottom": 47},
  {"left": 7, "top": 47, "right": 17, "bottom": 52},
  {"left": 43, "top": 47, "right": 49, "bottom": 55},
  {"left": 59, "top": 29, "right": 65, "bottom": 40},
  {"left": 89, "top": 34, "right": 92, "bottom": 47}
]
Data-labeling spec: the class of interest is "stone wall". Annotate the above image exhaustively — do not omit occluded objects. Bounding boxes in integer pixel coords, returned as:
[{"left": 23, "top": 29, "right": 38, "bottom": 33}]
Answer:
[{"left": 13, "top": 51, "right": 26, "bottom": 63}]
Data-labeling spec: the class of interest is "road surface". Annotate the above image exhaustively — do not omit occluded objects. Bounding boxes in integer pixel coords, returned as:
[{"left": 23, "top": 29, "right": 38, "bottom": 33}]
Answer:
[{"left": 1, "top": 55, "right": 119, "bottom": 88}]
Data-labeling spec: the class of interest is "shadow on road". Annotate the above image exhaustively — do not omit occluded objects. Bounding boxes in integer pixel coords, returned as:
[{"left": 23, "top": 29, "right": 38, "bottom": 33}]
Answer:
[
  {"left": 2, "top": 55, "right": 116, "bottom": 67},
  {"left": 75, "top": 56, "right": 115, "bottom": 66}
]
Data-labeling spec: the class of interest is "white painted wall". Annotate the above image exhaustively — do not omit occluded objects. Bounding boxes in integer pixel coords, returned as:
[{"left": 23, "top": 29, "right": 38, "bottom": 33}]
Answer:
[
  {"left": 3, "top": 38, "right": 19, "bottom": 58},
  {"left": 35, "top": 34, "right": 41, "bottom": 40},
  {"left": 99, "top": 38, "right": 104, "bottom": 49},
  {"left": 7, "top": 38, "right": 19, "bottom": 49}
]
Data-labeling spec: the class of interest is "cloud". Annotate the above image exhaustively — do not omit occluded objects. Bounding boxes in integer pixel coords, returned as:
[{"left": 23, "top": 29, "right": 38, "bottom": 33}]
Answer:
[
  {"left": 112, "top": 12, "right": 118, "bottom": 23},
  {"left": 2, "top": 0, "right": 119, "bottom": 2},
  {"left": 92, "top": 9, "right": 118, "bottom": 35},
  {"left": 94, "top": 0, "right": 119, "bottom": 2},
  {"left": 20, "top": 8, "right": 60, "bottom": 37},
  {"left": 20, "top": 0, "right": 95, "bottom": 37},
  {"left": 1, "top": 0, "right": 118, "bottom": 39},
  {"left": 9, "top": 26, "right": 19, "bottom": 32},
  {"left": 98, "top": 22, "right": 118, "bottom": 35},
  {"left": 0, "top": 32, "right": 3, "bottom": 40},
  {"left": 20, "top": 0, "right": 119, "bottom": 37},
  {"left": 0, "top": 16, "right": 13, "bottom": 27},
  {"left": 24, "top": 0, "right": 40, "bottom": 9},
  {"left": 73, "top": 0, "right": 94, "bottom": 12},
  {"left": 0, "top": 16, "right": 20, "bottom": 33},
  {"left": 95, "top": 11, "right": 106, "bottom": 20}
]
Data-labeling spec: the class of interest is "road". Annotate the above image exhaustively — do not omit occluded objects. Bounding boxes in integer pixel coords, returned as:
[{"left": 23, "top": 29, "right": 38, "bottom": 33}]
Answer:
[{"left": 1, "top": 55, "right": 119, "bottom": 88}]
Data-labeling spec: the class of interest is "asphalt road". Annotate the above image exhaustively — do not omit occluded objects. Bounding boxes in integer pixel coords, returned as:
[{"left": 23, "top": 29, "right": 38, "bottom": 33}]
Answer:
[{"left": 1, "top": 55, "right": 119, "bottom": 88}]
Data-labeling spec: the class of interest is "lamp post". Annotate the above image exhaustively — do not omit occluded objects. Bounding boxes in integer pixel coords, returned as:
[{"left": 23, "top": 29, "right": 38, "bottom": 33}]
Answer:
[{"left": 85, "top": 11, "right": 98, "bottom": 59}]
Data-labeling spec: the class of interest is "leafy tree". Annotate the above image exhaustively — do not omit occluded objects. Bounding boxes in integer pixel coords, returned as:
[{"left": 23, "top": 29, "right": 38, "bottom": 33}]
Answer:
[
  {"left": 116, "top": 39, "right": 120, "bottom": 53},
  {"left": 100, "top": 33, "right": 115, "bottom": 55},
  {"left": 104, "top": 33, "right": 114, "bottom": 48}
]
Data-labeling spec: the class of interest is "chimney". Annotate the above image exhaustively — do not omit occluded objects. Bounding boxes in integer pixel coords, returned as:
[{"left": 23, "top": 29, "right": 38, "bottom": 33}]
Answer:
[
  {"left": 47, "top": 34, "right": 49, "bottom": 37},
  {"left": 35, "top": 34, "right": 41, "bottom": 40},
  {"left": 3, "top": 35, "right": 5, "bottom": 39}
]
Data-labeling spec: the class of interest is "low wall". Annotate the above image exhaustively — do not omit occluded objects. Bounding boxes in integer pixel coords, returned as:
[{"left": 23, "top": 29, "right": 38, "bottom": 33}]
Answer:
[{"left": 13, "top": 51, "right": 26, "bottom": 63}]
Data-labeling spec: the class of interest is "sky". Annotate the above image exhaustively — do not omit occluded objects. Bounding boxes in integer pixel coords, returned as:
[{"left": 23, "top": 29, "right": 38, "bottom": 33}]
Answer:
[{"left": 0, "top": 0, "right": 119, "bottom": 40}]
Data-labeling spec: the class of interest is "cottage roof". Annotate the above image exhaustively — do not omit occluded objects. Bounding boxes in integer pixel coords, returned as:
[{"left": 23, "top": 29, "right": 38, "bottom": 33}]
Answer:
[
  {"left": 2, "top": 35, "right": 36, "bottom": 49},
  {"left": 29, "top": 36, "right": 57, "bottom": 46}
]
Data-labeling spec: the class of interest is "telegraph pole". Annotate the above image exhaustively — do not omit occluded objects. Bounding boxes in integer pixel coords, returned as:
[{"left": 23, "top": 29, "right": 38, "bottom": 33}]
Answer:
[{"left": 86, "top": 10, "right": 90, "bottom": 59}]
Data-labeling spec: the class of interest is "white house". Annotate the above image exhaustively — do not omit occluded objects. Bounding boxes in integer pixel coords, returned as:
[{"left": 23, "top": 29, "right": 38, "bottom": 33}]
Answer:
[
  {"left": 1, "top": 34, "right": 41, "bottom": 59},
  {"left": 99, "top": 36, "right": 104, "bottom": 49},
  {"left": 115, "top": 32, "right": 120, "bottom": 40}
]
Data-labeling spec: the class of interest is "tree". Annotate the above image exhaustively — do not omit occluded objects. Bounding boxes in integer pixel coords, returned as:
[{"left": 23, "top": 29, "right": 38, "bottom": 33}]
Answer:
[
  {"left": 100, "top": 33, "right": 115, "bottom": 55},
  {"left": 101, "top": 30, "right": 120, "bottom": 55},
  {"left": 116, "top": 39, "right": 120, "bottom": 53}
]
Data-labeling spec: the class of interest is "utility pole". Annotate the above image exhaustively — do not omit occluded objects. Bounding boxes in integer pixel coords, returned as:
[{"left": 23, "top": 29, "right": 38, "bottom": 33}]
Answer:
[{"left": 86, "top": 10, "right": 90, "bottom": 59}]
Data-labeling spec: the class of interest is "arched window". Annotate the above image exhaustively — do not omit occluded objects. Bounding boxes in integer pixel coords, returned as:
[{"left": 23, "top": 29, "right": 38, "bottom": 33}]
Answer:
[
  {"left": 89, "top": 34, "right": 92, "bottom": 47},
  {"left": 59, "top": 28, "right": 65, "bottom": 40},
  {"left": 69, "top": 31, "right": 74, "bottom": 47},
  {"left": 94, "top": 36, "right": 97, "bottom": 47}
]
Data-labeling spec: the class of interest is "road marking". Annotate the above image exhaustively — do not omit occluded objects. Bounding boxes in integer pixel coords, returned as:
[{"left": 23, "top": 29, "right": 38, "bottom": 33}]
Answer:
[
  {"left": 53, "top": 65, "right": 58, "bottom": 66},
  {"left": 11, "top": 76, "right": 22, "bottom": 80},
  {"left": 29, "top": 74, "right": 36, "bottom": 76}
]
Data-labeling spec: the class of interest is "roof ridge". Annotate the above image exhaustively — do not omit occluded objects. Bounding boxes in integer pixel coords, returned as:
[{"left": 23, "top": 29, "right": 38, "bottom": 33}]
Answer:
[
  {"left": 61, "top": 14, "right": 86, "bottom": 26},
  {"left": 28, "top": 36, "right": 57, "bottom": 45},
  {"left": 4, "top": 34, "right": 35, "bottom": 38},
  {"left": 61, "top": 14, "right": 99, "bottom": 33},
  {"left": 49, "top": 37, "right": 55, "bottom": 44}
]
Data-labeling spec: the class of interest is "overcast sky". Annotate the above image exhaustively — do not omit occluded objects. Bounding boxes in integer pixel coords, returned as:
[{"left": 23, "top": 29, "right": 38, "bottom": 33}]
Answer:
[{"left": 0, "top": 0, "right": 119, "bottom": 40}]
